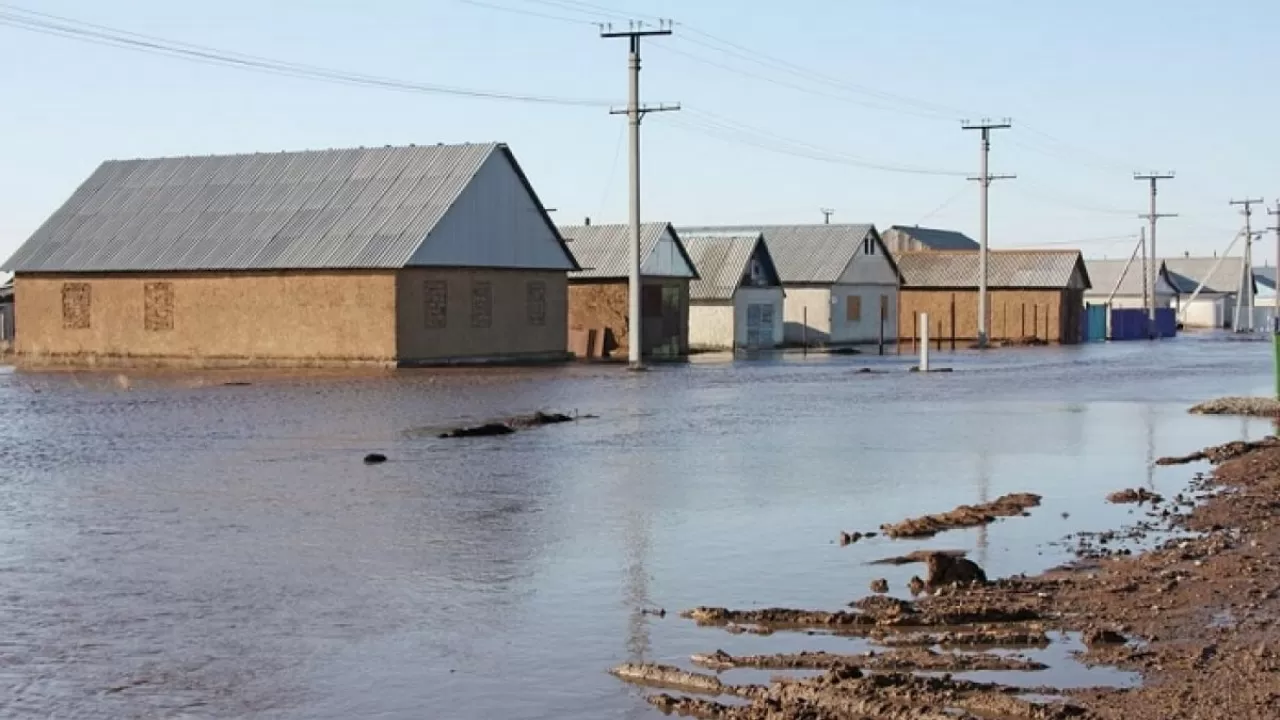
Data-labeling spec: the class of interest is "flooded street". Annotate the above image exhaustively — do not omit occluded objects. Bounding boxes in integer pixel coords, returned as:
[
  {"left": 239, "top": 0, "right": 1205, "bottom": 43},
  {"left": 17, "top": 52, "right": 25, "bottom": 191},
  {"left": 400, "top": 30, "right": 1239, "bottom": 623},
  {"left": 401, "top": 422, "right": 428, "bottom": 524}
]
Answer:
[{"left": 0, "top": 337, "right": 1272, "bottom": 719}]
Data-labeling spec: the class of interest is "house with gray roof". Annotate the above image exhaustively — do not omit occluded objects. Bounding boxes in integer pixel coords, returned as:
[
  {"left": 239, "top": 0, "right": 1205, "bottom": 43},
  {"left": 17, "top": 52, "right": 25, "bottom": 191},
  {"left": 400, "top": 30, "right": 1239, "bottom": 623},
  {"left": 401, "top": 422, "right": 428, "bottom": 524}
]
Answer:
[
  {"left": 881, "top": 225, "right": 980, "bottom": 254},
  {"left": 1083, "top": 258, "right": 1179, "bottom": 309},
  {"left": 1164, "top": 256, "right": 1252, "bottom": 328},
  {"left": 0, "top": 142, "right": 579, "bottom": 368},
  {"left": 678, "top": 223, "right": 901, "bottom": 346},
  {"left": 681, "top": 233, "right": 784, "bottom": 351},
  {"left": 896, "top": 249, "right": 1091, "bottom": 344},
  {"left": 558, "top": 221, "right": 697, "bottom": 359}
]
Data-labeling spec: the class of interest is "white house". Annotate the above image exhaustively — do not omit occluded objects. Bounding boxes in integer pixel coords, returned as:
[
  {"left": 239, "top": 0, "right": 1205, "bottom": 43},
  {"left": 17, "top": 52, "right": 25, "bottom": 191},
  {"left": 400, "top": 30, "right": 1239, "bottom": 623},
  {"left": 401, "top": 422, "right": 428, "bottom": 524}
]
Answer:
[
  {"left": 1165, "top": 257, "right": 1251, "bottom": 329},
  {"left": 679, "top": 224, "right": 901, "bottom": 346},
  {"left": 680, "top": 233, "right": 784, "bottom": 350},
  {"left": 1083, "top": 258, "right": 1179, "bottom": 309}
]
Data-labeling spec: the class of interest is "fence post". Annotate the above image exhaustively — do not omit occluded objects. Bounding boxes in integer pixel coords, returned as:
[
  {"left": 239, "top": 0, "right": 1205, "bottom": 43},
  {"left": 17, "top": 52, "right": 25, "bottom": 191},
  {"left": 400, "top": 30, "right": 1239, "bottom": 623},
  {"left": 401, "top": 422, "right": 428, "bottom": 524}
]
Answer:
[
  {"left": 1021, "top": 304, "right": 1027, "bottom": 338},
  {"left": 949, "top": 294, "right": 956, "bottom": 351},
  {"left": 920, "top": 312, "right": 930, "bottom": 372},
  {"left": 878, "top": 296, "right": 885, "bottom": 356},
  {"left": 802, "top": 306, "right": 807, "bottom": 356}
]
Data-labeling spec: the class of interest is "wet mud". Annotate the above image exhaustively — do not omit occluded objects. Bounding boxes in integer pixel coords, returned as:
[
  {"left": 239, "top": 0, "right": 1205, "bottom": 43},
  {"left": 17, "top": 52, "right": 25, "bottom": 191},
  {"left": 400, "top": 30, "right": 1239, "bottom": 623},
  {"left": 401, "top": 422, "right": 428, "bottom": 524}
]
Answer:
[
  {"left": 1105, "top": 488, "right": 1162, "bottom": 505},
  {"left": 436, "top": 410, "right": 588, "bottom": 438},
  {"left": 1188, "top": 396, "right": 1280, "bottom": 418},
  {"left": 879, "top": 493, "right": 1043, "bottom": 538},
  {"left": 688, "top": 648, "right": 1048, "bottom": 673}
]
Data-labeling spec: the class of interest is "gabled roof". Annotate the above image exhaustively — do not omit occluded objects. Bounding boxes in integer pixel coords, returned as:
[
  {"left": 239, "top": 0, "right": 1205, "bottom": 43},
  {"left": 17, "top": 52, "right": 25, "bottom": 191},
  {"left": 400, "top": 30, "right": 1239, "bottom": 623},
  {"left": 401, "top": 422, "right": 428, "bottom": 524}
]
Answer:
[
  {"left": 1164, "top": 257, "right": 1250, "bottom": 295},
  {"left": 559, "top": 222, "right": 698, "bottom": 280},
  {"left": 884, "top": 225, "right": 980, "bottom": 251},
  {"left": 1084, "top": 258, "right": 1178, "bottom": 297},
  {"left": 1255, "top": 267, "right": 1276, "bottom": 292},
  {"left": 2, "top": 142, "right": 577, "bottom": 272},
  {"left": 898, "top": 249, "right": 1092, "bottom": 290},
  {"left": 681, "top": 233, "right": 781, "bottom": 301},
  {"left": 678, "top": 223, "right": 898, "bottom": 285}
]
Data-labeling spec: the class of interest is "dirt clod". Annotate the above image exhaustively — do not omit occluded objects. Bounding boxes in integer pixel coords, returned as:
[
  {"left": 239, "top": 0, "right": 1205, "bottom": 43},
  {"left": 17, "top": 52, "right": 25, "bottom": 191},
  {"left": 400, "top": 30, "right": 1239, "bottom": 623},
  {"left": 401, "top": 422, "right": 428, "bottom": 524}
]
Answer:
[
  {"left": 870, "top": 578, "right": 889, "bottom": 594},
  {"left": 1107, "top": 488, "right": 1163, "bottom": 505}
]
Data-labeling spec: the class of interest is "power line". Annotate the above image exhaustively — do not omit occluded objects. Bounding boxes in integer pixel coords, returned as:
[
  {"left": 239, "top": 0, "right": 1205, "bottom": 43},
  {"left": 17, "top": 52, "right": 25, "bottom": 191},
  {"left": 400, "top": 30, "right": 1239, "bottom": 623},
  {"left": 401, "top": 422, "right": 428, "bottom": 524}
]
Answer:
[
  {"left": 456, "top": 0, "right": 598, "bottom": 25},
  {"left": 915, "top": 184, "right": 971, "bottom": 224},
  {"left": 0, "top": 4, "right": 614, "bottom": 107}
]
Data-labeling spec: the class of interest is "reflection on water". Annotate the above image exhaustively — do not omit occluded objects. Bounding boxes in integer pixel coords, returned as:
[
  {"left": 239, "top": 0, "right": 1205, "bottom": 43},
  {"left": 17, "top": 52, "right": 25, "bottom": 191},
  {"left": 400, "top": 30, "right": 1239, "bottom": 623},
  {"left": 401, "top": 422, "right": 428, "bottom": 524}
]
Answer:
[{"left": 0, "top": 338, "right": 1272, "bottom": 719}]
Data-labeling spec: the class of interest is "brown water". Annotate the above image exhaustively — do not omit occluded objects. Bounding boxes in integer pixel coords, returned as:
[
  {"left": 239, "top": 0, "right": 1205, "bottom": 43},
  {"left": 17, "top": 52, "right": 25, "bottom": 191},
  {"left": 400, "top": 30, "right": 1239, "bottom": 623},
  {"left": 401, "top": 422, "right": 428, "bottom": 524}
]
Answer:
[{"left": 0, "top": 335, "right": 1271, "bottom": 718}]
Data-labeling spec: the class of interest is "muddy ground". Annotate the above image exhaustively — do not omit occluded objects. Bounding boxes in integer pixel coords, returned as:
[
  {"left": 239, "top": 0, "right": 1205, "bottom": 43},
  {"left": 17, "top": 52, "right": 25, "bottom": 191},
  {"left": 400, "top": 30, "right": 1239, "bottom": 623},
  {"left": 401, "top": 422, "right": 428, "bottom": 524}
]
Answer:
[{"left": 615, "top": 436, "right": 1280, "bottom": 719}]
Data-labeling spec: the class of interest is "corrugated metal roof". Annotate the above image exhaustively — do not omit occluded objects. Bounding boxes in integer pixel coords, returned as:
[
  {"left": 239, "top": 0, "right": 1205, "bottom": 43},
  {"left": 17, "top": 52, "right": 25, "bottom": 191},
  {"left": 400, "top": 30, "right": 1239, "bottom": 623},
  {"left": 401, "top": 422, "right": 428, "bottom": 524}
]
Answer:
[
  {"left": 1084, "top": 258, "right": 1177, "bottom": 297},
  {"left": 897, "top": 250, "right": 1091, "bottom": 290},
  {"left": 678, "top": 223, "right": 877, "bottom": 284},
  {"left": 560, "top": 222, "right": 697, "bottom": 279},
  {"left": 2, "top": 143, "right": 574, "bottom": 272},
  {"left": 884, "top": 225, "right": 979, "bottom": 251},
  {"left": 1255, "top": 267, "right": 1276, "bottom": 291},
  {"left": 681, "top": 233, "right": 768, "bottom": 301},
  {"left": 1164, "top": 257, "right": 1248, "bottom": 295}
]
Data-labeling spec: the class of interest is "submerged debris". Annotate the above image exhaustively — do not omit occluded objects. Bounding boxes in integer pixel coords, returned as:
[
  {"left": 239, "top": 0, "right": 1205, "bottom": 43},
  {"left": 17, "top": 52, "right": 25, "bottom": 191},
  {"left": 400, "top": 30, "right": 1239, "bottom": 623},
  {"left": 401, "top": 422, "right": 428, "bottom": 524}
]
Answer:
[
  {"left": 871, "top": 549, "right": 968, "bottom": 566},
  {"left": 879, "top": 493, "right": 1042, "bottom": 538},
  {"left": 839, "top": 531, "right": 864, "bottom": 546},
  {"left": 362, "top": 453, "right": 388, "bottom": 465},
  {"left": 1189, "top": 396, "right": 1280, "bottom": 417},
  {"left": 1107, "top": 488, "right": 1163, "bottom": 505},
  {"left": 437, "top": 411, "right": 589, "bottom": 439}
]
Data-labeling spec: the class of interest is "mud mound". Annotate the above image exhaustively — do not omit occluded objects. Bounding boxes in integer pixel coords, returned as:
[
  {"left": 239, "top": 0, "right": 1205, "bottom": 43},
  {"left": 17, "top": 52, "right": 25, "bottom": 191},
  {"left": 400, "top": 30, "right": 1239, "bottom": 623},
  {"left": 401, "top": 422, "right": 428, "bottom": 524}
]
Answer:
[
  {"left": 690, "top": 648, "right": 1047, "bottom": 673},
  {"left": 870, "top": 549, "right": 968, "bottom": 566},
  {"left": 1189, "top": 396, "right": 1280, "bottom": 418},
  {"left": 1106, "top": 488, "right": 1163, "bottom": 505},
  {"left": 1156, "top": 437, "right": 1280, "bottom": 466},
  {"left": 880, "top": 493, "right": 1042, "bottom": 538},
  {"left": 925, "top": 553, "right": 988, "bottom": 588}
]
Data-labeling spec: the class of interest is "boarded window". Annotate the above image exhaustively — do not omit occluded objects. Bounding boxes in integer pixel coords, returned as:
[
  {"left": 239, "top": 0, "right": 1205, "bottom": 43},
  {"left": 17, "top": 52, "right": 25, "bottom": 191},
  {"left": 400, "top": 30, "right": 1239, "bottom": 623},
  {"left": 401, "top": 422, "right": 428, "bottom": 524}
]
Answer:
[
  {"left": 61, "top": 283, "right": 91, "bottom": 329},
  {"left": 470, "top": 281, "right": 492, "bottom": 328},
  {"left": 424, "top": 280, "right": 447, "bottom": 329},
  {"left": 144, "top": 282, "right": 174, "bottom": 331},
  {"left": 526, "top": 281, "right": 547, "bottom": 326},
  {"left": 846, "top": 295, "right": 862, "bottom": 322},
  {"left": 880, "top": 294, "right": 890, "bottom": 319}
]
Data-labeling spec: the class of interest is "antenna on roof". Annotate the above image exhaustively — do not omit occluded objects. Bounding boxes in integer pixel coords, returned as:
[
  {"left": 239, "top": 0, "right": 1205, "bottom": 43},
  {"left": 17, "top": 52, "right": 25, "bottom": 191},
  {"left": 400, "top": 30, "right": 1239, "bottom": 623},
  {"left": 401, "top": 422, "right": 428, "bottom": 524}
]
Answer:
[
  {"left": 820, "top": 208, "right": 835, "bottom": 225},
  {"left": 584, "top": 217, "right": 591, "bottom": 226}
]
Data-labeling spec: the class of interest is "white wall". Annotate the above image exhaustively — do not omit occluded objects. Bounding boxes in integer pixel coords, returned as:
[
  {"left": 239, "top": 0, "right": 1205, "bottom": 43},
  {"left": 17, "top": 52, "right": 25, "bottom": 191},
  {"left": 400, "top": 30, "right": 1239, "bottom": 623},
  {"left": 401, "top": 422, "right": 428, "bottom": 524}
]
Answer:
[
  {"left": 1085, "top": 293, "right": 1176, "bottom": 310},
  {"left": 1182, "top": 297, "right": 1229, "bottom": 328},
  {"left": 735, "top": 286, "right": 785, "bottom": 348},
  {"left": 829, "top": 285, "right": 897, "bottom": 343},
  {"left": 781, "top": 286, "right": 831, "bottom": 344},
  {"left": 689, "top": 303, "right": 735, "bottom": 350}
]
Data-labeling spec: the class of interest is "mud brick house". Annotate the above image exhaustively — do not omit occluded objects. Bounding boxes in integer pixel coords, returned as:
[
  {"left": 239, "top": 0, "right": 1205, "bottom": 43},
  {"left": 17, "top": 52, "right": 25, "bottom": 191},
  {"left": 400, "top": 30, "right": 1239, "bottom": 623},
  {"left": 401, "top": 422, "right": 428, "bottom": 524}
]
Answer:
[
  {"left": 896, "top": 249, "right": 1091, "bottom": 345},
  {"left": 680, "top": 233, "right": 784, "bottom": 351},
  {"left": 881, "top": 225, "right": 979, "bottom": 255},
  {"left": 680, "top": 223, "right": 901, "bottom": 346},
  {"left": 558, "top": 222, "right": 697, "bottom": 359},
  {"left": 0, "top": 143, "right": 579, "bottom": 368}
]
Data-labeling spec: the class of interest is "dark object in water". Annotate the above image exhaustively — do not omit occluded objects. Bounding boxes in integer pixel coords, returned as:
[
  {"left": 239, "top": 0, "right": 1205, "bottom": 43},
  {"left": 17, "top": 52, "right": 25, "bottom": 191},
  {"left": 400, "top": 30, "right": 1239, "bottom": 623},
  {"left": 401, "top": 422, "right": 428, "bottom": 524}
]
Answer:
[
  {"left": 363, "top": 453, "right": 388, "bottom": 465},
  {"left": 506, "top": 411, "right": 574, "bottom": 429},
  {"left": 438, "top": 423, "right": 515, "bottom": 439},
  {"left": 869, "top": 578, "right": 889, "bottom": 594},
  {"left": 925, "top": 553, "right": 987, "bottom": 588},
  {"left": 222, "top": 381, "right": 253, "bottom": 387}
]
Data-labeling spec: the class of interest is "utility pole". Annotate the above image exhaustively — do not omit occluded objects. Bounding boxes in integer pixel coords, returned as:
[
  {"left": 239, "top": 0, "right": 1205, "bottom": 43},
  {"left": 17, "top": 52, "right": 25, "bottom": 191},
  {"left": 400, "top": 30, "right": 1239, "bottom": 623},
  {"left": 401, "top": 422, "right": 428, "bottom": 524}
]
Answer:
[
  {"left": 820, "top": 208, "right": 835, "bottom": 225},
  {"left": 1269, "top": 200, "right": 1280, "bottom": 398},
  {"left": 1139, "top": 226, "right": 1149, "bottom": 313},
  {"left": 1135, "top": 172, "right": 1175, "bottom": 339},
  {"left": 601, "top": 20, "right": 680, "bottom": 370},
  {"left": 1230, "top": 197, "right": 1263, "bottom": 332},
  {"left": 962, "top": 119, "right": 1014, "bottom": 349}
]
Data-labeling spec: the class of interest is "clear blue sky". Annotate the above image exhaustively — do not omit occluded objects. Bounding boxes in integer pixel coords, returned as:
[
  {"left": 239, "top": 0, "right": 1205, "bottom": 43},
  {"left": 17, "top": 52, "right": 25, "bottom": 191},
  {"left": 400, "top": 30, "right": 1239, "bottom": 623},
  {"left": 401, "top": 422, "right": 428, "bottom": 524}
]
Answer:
[{"left": 0, "top": 0, "right": 1275, "bottom": 266}]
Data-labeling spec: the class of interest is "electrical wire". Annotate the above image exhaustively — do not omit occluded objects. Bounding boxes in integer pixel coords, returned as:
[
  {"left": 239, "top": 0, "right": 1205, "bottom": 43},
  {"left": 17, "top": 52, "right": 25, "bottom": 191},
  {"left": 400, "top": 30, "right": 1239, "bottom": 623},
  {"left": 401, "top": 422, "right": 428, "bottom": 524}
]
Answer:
[
  {"left": 457, "top": 0, "right": 598, "bottom": 25},
  {"left": 915, "top": 184, "right": 972, "bottom": 225},
  {"left": 0, "top": 4, "right": 615, "bottom": 107}
]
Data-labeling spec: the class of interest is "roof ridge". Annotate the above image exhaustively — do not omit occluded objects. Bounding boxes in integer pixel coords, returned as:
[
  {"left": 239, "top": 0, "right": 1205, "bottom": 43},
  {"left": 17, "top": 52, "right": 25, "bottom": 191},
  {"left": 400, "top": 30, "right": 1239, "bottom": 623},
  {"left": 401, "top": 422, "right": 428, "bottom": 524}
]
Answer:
[{"left": 104, "top": 141, "right": 504, "bottom": 164}]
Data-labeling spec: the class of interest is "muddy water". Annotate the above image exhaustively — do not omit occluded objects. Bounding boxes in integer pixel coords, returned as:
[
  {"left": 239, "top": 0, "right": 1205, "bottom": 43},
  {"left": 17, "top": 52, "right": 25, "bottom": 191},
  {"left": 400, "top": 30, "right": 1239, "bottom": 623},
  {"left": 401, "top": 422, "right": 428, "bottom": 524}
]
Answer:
[{"left": 0, "top": 336, "right": 1272, "bottom": 718}]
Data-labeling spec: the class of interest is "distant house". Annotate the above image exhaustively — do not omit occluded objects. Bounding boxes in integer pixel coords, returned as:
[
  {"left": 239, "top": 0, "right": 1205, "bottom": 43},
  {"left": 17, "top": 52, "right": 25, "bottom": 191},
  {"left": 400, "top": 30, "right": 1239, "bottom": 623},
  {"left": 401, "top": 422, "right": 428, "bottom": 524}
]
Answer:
[
  {"left": 679, "top": 224, "right": 901, "bottom": 346},
  {"left": 0, "top": 143, "right": 579, "bottom": 368},
  {"left": 897, "top": 250, "right": 1091, "bottom": 344},
  {"left": 1083, "top": 258, "right": 1179, "bottom": 309},
  {"left": 559, "top": 222, "right": 698, "bottom": 359},
  {"left": 1164, "top": 257, "right": 1252, "bottom": 329},
  {"left": 0, "top": 276, "right": 13, "bottom": 346},
  {"left": 680, "top": 233, "right": 784, "bottom": 351},
  {"left": 881, "top": 225, "right": 979, "bottom": 255}
]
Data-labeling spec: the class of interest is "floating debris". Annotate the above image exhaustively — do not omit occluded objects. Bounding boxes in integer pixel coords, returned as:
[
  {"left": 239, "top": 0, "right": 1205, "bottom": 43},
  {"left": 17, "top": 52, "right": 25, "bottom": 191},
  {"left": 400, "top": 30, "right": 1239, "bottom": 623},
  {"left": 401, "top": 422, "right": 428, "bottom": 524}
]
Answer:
[
  {"left": 362, "top": 453, "right": 387, "bottom": 465},
  {"left": 1106, "top": 488, "right": 1163, "bottom": 505},
  {"left": 437, "top": 411, "right": 592, "bottom": 439}
]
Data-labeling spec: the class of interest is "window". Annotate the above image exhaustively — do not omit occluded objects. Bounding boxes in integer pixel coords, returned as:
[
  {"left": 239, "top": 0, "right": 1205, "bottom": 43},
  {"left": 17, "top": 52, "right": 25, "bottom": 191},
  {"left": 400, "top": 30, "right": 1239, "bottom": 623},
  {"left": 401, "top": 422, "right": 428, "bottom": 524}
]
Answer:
[
  {"left": 424, "top": 280, "right": 447, "bottom": 329},
  {"left": 862, "top": 237, "right": 876, "bottom": 255},
  {"left": 61, "top": 282, "right": 91, "bottom": 329},
  {"left": 526, "top": 281, "right": 547, "bottom": 326},
  {"left": 144, "top": 282, "right": 174, "bottom": 331},
  {"left": 846, "top": 295, "right": 862, "bottom": 322},
  {"left": 748, "top": 258, "right": 765, "bottom": 286},
  {"left": 470, "top": 281, "right": 492, "bottom": 328}
]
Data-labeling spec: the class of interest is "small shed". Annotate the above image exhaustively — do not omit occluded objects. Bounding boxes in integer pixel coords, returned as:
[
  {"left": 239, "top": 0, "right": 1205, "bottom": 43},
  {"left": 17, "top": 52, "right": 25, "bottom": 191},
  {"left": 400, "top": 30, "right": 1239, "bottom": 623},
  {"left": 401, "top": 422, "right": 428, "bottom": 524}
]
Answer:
[
  {"left": 680, "top": 233, "right": 784, "bottom": 351},
  {"left": 559, "top": 222, "right": 698, "bottom": 359},
  {"left": 897, "top": 250, "right": 1091, "bottom": 344},
  {"left": 881, "top": 225, "right": 979, "bottom": 255},
  {"left": 1083, "top": 258, "right": 1179, "bottom": 309},
  {"left": 1165, "top": 257, "right": 1252, "bottom": 329},
  {"left": 679, "top": 223, "right": 901, "bottom": 346}
]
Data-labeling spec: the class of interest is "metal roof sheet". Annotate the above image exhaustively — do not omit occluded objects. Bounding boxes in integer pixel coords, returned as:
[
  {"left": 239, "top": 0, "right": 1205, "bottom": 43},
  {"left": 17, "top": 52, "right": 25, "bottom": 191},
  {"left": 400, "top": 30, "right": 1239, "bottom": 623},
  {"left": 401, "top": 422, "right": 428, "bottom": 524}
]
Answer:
[
  {"left": 884, "top": 225, "right": 980, "bottom": 251},
  {"left": 2, "top": 142, "right": 569, "bottom": 272},
  {"left": 560, "top": 222, "right": 695, "bottom": 279},
  {"left": 1163, "top": 257, "right": 1248, "bottom": 295},
  {"left": 678, "top": 223, "right": 876, "bottom": 284},
  {"left": 1084, "top": 258, "right": 1177, "bottom": 297},
  {"left": 681, "top": 233, "right": 769, "bottom": 301},
  {"left": 897, "top": 250, "right": 1091, "bottom": 290}
]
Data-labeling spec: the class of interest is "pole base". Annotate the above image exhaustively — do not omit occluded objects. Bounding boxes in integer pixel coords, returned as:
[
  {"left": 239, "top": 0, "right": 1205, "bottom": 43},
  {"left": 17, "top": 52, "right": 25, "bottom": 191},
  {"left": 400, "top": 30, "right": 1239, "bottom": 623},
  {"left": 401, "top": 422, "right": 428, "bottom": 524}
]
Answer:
[{"left": 626, "top": 361, "right": 649, "bottom": 372}]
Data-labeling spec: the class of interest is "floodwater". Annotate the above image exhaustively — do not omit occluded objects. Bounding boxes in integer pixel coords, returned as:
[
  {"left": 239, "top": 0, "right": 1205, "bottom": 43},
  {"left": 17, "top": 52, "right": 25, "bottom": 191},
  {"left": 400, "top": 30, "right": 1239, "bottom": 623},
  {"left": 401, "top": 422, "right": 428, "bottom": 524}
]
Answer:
[{"left": 0, "top": 335, "right": 1272, "bottom": 718}]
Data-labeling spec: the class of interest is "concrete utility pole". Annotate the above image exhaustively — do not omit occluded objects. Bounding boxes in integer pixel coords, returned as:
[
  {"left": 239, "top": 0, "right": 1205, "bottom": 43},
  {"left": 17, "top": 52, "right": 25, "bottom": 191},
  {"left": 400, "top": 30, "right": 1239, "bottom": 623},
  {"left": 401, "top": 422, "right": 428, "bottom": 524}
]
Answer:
[
  {"left": 1269, "top": 200, "right": 1280, "bottom": 398},
  {"left": 820, "top": 208, "right": 835, "bottom": 225},
  {"left": 1139, "top": 226, "right": 1149, "bottom": 313},
  {"left": 1135, "top": 172, "right": 1175, "bottom": 339},
  {"left": 1230, "top": 197, "right": 1264, "bottom": 332},
  {"left": 601, "top": 20, "right": 680, "bottom": 370},
  {"left": 962, "top": 119, "right": 1014, "bottom": 349}
]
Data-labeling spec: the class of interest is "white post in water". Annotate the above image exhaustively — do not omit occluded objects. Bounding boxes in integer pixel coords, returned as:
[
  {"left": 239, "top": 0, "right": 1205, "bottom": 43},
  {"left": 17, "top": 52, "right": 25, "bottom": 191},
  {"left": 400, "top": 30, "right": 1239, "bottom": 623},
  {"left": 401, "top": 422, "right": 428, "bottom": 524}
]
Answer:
[{"left": 919, "top": 312, "right": 930, "bottom": 373}]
